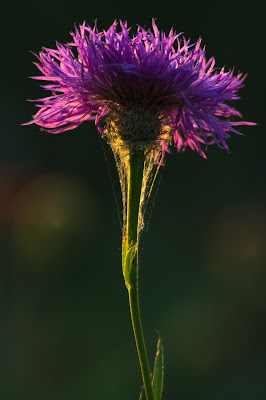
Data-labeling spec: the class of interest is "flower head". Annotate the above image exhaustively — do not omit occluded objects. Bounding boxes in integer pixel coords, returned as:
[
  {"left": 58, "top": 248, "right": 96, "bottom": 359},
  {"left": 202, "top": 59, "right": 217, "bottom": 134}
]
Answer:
[{"left": 24, "top": 19, "right": 255, "bottom": 158}]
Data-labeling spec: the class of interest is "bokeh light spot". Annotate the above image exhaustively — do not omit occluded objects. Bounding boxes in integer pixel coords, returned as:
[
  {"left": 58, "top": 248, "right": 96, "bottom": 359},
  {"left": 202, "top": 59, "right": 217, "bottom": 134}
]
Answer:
[
  {"left": 205, "top": 201, "right": 266, "bottom": 278},
  {"left": 11, "top": 172, "right": 97, "bottom": 271}
]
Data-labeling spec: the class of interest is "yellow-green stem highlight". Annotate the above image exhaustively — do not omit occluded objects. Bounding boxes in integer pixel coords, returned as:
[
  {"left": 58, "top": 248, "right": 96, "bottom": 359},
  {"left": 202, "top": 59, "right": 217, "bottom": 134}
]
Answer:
[{"left": 123, "top": 150, "right": 154, "bottom": 400}]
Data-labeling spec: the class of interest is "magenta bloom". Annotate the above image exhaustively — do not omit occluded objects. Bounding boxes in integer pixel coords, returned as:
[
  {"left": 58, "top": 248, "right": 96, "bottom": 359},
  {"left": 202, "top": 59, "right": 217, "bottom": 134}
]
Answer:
[{"left": 24, "top": 20, "right": 255, "bottom": 157}]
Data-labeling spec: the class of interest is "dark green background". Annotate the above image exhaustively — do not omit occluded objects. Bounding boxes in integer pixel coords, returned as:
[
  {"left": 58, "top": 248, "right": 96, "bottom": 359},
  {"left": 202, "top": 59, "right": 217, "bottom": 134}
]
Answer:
[{"left": 1, "top": 1, "right": 265, "bottom": 399}]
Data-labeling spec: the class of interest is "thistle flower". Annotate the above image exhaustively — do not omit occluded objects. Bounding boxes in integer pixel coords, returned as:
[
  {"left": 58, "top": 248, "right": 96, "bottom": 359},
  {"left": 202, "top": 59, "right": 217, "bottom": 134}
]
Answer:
[
  {"left": 24, "top": 19, "right": 255, "bottom": 158},
  {"left": 23, "top": 21, "right": 257, "bottom": 400}
]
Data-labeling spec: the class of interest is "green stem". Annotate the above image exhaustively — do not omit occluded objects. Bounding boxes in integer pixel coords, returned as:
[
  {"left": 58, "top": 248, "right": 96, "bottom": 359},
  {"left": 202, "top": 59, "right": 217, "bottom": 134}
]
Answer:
[{"left": 123, "top": 150, "right": 154, "bottom": 400}]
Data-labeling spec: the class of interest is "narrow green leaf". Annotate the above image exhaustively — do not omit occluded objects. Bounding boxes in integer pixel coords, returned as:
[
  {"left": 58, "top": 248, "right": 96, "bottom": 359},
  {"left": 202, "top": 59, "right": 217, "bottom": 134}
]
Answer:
[
  {"left": 152, "top": 337, "right": 164, "bottom": 400},
  {"left": 139, "top": 387, "right": 144, "bottom": 400},
  {"left": 122, "top": 239, "right": 128, "bottom": 277},
  {"left": 122, "top": 245, "right": 137, "bottom": 290}
]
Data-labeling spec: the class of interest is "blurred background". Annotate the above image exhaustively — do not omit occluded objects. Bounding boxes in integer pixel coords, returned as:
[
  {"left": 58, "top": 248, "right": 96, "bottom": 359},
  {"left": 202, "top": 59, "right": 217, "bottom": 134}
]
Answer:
[{"left": 1, "top": 1, "right": 265, "bottom": 399}]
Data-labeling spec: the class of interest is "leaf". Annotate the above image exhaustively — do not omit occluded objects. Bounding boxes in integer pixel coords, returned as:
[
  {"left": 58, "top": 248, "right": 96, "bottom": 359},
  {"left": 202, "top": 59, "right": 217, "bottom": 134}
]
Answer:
[
  {"left": 122, "top": 244, "right": 137, "bottom": 290},
  {"left": 139, "top": 386, "right": 144, "bottom": 400},
  {"left": 122, "top": 239, "right": 128, "bottom": 277},
  {"left": 152, "top": 337, "right": 164, "bottom": 400}
]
